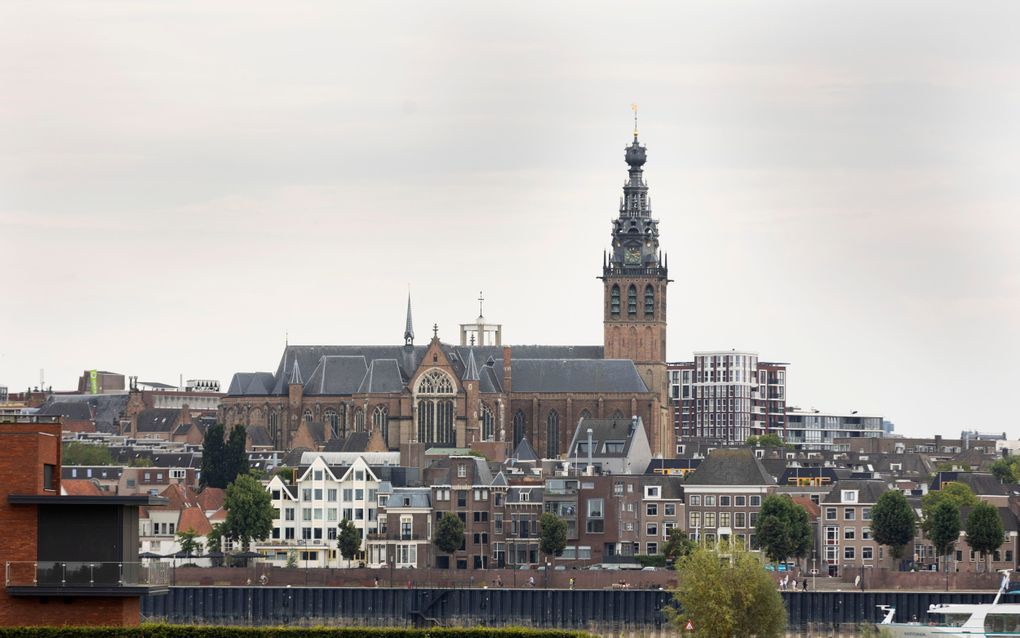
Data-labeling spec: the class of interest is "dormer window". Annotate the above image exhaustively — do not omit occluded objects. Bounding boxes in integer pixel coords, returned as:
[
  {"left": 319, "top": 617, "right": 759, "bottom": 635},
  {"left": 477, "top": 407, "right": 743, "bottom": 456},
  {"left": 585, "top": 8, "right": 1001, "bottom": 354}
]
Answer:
[
  {"left": 645, "top": 485, "right": 660, "bottom": 499},
  {"left": 457, "top": 464, "right": 467, "bottom": 478},
  {"left": 842, "top": 490, "right": 858, "bottom": 503}
]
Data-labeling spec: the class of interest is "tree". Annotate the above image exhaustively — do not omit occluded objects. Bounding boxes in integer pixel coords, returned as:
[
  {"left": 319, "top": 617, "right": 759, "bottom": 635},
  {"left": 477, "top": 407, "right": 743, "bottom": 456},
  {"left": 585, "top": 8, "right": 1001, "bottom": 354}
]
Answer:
[
  {"left": 662, "top": 528, "right": 696, "bottom": 563},
  {"left": 129, "top": 457, "right": 153, "bottom": 467},
  {"left": 200, "top": 423, "right": 227, "bottom": 488},
  {"left": 274, "top": 467, "right": 294, "bottom": 482},
  {"left": 755, "top": 494, "right": 812, "bottom": 567},
  {"left": 206, "top": 521, "right": 226, "bottom": 566},
  {"left": 669, "top": 543, "right": 786, "bottom": 638},
  {"left": 223, "top": 474, "right": 274, "bottom": 552},
  {"left": 871, "top": 490, "right": 916, "bottom": 562},
  {"left": 337, "top": 518, "right": 362, "bottom": 564},
  {"left": 991, "top": 457, "right": 1018, "bottom": 484},
  {"left": 176, "top": 528, "right": 204, "bottom": 557},
  {"left": 927, "top": 500, "right": 961, "bottom": 574},
  {"left": 538, "top": 512, "right": 567, "bottom": 559},
  {"left": 966, "top": 501, "right": 1005, "bottom": 573},
  {"left": 921, "top": 482, "right": 978, "bottom": 535},
  {"left": 433, "top": 512, "right": 465, "bottom": 557},
  {"left": 746, "top": 433, "right": 785, "bottom": 448},
  {"left": 201, "top": 423, "right": 249, "bottom": 489},
  {"left": 62, "top": 441, "right": 113, "bottom": 466}
]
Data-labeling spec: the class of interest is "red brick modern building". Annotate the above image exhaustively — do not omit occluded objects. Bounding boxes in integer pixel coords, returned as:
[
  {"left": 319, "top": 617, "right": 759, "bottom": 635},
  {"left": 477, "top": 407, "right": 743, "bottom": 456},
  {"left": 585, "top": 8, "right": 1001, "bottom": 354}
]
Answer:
[{"left": 0, "top": 415, "right": 166, "bottom": 627}]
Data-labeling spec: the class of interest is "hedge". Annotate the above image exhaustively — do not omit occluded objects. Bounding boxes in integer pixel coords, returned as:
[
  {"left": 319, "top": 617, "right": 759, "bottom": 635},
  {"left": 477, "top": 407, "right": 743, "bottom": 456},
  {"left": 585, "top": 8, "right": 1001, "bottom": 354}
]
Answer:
[{"left": 0, "top": 627, "right": 593, "bottom": 638}]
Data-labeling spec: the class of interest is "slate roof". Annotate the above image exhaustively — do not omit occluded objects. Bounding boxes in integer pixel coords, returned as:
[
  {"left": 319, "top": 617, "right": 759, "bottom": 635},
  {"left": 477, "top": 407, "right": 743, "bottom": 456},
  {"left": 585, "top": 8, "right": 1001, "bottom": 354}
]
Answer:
[
  {"left": 568, "top": 418, "right": 643, "bottom": 459},
  {"left": 387, "top": 487, "right": 431, "bottom": 509},
  {"left": 136, "top": 408, "right": 180, "bottom": 433},
  {"left": 37, "top": 394, "right": 130, "bottom": 433},
  {"left": 643, "top": 458, "right": 701, "bottom": 474},
  {"left": 932, "top": 472, "right": 1008, "bottom": 497},
  {"left": 511, "top": 437, "right": 539, "bottom": 463},
  {"left": 247, "top": 425, "right": 273, "bottom": 447},
  {"left": 228, "top": 343, "right": 613, "bottom": 398},
  {"left": 822, "top": 479, "right": 889, "bottom": 504},
  {"left": 37, "top": 401, "right": 93, "bottom": 421},
  {"left": 507, "top": 486, "right": 544, "bottom": 504},
  {"left": 959, "top": 506, "right": 1020, "bottom": 533},
  {"left": 684, "top": 449, "right": 777, "bottom": 486},
  {"left": 510, "top": 359, "right": 647, "bottom": 393}
]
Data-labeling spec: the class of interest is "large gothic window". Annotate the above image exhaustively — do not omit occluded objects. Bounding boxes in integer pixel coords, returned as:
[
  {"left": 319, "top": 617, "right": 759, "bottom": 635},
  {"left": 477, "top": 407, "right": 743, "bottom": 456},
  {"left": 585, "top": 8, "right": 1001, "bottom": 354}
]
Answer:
[
  {"left": 546, "top": 411, "right": 560, "bottom": 459},
  {"left": 627, "top": 285, "right": 637, "bottom": 317},
  {"left": 610, "top": 285, "right": 621, "bottom": 317},
  {"left": 644, "top": 284, "right": 655, "bottom": 317},
  {"left": 513, "top": 410, "right": 526, "bottom": 447},
  {"left": 372, "top": 406, "right": 388, "bottom": 442},
  {"left": 354, "top": 409, "right": 366, "bottom": 433},
  {"left": 268, "top": 411, "right": 280, "bottom": 448},
  {"left": 416, "top": 369, "right": 456, "bottom": 445},
  {"left": 303, "top": 409, "right": 313, "bottom": 425},
  {"left": 324, "top": 409, "right": 339, "bottom": 437},
  {"left": 481, "top": 404, "right": 494, "bottom": 441}
]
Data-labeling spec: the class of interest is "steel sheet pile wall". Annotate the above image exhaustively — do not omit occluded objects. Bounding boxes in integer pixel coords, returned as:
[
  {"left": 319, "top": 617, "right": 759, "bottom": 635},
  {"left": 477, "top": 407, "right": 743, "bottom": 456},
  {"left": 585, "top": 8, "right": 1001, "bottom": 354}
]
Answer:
[{"left": 142, "top": 588, "right": 1000, "bottom": 629}]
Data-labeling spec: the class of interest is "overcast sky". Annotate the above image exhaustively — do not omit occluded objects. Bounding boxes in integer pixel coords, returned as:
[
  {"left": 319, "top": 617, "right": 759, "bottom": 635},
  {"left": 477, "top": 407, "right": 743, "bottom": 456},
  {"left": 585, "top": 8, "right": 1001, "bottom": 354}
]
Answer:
[{"left": 2, "top": 2, "right": 1018, "bottom": 437}]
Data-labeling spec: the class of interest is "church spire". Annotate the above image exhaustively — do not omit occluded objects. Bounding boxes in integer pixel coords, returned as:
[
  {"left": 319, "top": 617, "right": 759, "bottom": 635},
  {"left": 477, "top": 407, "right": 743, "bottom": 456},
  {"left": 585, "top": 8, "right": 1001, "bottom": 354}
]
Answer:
[
  {"left": 604, "top": 113, "right": 661, "bottom": 274},
  {"left": 403, "top": 292, "right": 415, "bottom": 346}
]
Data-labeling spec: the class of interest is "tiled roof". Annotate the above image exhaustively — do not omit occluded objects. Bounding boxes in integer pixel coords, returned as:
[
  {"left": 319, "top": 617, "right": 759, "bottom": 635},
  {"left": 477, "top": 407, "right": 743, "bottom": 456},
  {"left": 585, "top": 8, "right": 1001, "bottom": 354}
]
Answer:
[
  {"left": 196, "top": 487, "right": 226, "bottom": 512},
  {"left": 177, "top": 506, "right": 213, "bottom": 537},
  {"left": 60, "top": 479, "right": 103, "bottom": 496},
  {"left": 136, "top": 408, "right": 180, "bottom": 433},
  {"left": 822, "top": 480, "right": 889, "bottom": 504},
  {"left": 684, "top": 449, "right": 777, "bottom": 486},
  {"left": 510, "top": 359, "right": 647, "bottom": 393}
]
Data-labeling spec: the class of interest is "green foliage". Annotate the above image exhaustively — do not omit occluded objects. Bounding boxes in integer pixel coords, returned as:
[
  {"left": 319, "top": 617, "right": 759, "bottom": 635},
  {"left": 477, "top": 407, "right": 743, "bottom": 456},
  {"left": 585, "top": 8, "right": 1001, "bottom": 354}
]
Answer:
[
  {"left": 921, "top": 482, "right": 978, "bottom": 535},
  {"left": 669, "top": 544, "right": 786, "bottom": 638},
  {"left": 206, "top": 522, "right": 225, "bottom": 554},
  {"left": 966, "top": 501, "right": 1005, "bottom": 569},
  {"left": 130, "top": 457, "right": 154, "bottom": 467},
  {"left": 872, "top": 490, "right": 916, "bottom": 561},
  {"left": 636, "top": 554, "right": 667, "bottom": 567},
  {"left": 662, "top": 528, "right": 696, "bottom": 562},
  {"left": 991, "top": 457, "right": 1019, "bottom": 484},
  {"left": 224, "top": 474, "right": 274, "bottom": 551},
  {"left": 176, "top": 528, "right": 204, "bottom": 557},
  {"left": 286, "top": 549, "right": 298, "bottom": 568},
  {"left": 274, "top": 467, "right": 294, "bottom": 482},
  {"left": 202, "top": 423, "right": 250, "bottom": 489},
  {"left": 755, "top": 494, "right": 811, "bottom": 565},
  {"left": 927, "top": 499, "right": 961, "bottom": 569},
  {"left": 433, "top": 512, "right": 465, "bottom": 555},
  {"left": 746, "top": 433, "right": 785, "bottom": 448},
  {"left": 337, "top": 519, "right": 362, "bottom": 561},
  {"left": 62, "top": 441, "right": 113, "bottom": 466},
  {"left": 538, "top": 513, "right": 568, "bottom": 558},
  {"left": 0, "top": 626, "right": 594, "bottom": 638}
]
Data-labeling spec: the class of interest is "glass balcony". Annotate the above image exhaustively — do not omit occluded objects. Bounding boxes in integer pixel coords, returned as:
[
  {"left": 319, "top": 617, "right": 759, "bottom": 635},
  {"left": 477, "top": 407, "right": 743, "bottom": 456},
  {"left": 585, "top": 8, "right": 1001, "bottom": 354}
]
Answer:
[{"left": 5, "top": 561, "right": 170, "bottom": 592}]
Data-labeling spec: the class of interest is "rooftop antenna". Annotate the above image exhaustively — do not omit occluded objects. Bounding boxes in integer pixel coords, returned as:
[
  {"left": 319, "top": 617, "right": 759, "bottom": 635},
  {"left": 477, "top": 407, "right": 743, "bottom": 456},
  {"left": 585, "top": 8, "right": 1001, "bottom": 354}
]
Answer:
[
  {"left": 631, "top": 103, "right": 638, "bottom": 139},
  {"left": 478, "top": 290, "right": 485, "bottom": 319}
]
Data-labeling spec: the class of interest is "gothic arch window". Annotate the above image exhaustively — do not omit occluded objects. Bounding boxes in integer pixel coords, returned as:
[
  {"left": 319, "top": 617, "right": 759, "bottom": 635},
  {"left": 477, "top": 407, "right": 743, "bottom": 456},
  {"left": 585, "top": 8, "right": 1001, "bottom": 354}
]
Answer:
[
  {"left": 612, "top": 409, "right": 625, "bottom": 419},
  {"left": 546, "top": 410, "right": 560, "bottom": 459},
  {"left": 372, "top": 405, "right": 388, "bottom": 442},
  {"left": 481, "top": 404, "right": 494, "bottom": 441},
  {"left": 354, "top": 409, "right": 366, "bottom": 433},
  {"left": 303, "top": 409, "right": 313, "bottom": 425},
  {"left": 324, "top": 409, "right": 339, "bottom": 438},
  {"left": 644, "top": 284, "right": 654, "bottom": 317},
  {"left": 268, "top": 411, "right": 280, "bottom": 448},
  {"left": 415, "top": 368, "right": 456, "bottom": 445},
  {"left": 512, "top": 410, "right": 526, "bottom": 447},
  {"left": 627, "top": 285, "right": 637, "bottom": 317},
  {"left": 610, "top": 285, "right": 621, "bottom": 317},
  {"left": 578, "top": 409, "right": 592, "bottom": 422}
]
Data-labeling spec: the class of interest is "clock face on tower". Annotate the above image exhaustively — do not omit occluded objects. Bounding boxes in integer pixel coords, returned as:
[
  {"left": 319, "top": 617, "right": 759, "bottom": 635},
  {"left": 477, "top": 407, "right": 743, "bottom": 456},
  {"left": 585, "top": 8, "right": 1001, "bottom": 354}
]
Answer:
[{"left": 624, "top": 246, "right": 642, "bottom": 265}]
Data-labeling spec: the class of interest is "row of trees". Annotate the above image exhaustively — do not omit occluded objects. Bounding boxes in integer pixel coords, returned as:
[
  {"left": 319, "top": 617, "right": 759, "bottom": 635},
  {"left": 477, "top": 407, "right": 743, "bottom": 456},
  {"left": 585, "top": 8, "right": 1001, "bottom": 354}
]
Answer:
[{"left": 200, "top": 423, "right": 250, "bottom": 489}]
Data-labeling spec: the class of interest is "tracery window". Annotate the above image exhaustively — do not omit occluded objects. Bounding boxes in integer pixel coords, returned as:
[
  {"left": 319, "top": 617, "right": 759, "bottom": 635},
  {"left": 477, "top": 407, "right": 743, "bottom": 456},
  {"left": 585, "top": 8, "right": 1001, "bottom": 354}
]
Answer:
[
  {"left": 644, "top": 284, "right": 654, "bottom": 317},
  {"left": 415, "top": 368, "right": 456, "bottom": 445},
  {"left": 268, "top": 411, "right": 280, "bottom": 448},
  {"left": 546, "top": 411, "right": 560, "bottom": 458},
  {"left": 627, "top": 285, "right": 637, "bottom": 317},
  {"left": 481, "top": 404, "right": 494, "bottom": 441},
  {"left": 513, "top": 410, "right": 526, "bottom": 447},
  {"left": 354, "top": 409, "right": 366, "bottom": 433},
  {"left": 324, "top": 409, "right": 339, "bottom": 438},
  {"left": 372, "top": 405, "right": 388, "bottom": 442},
  {"left": 611, "top": 285, "right": 621, "bottom": 317},
  {"left": 303, "top": 409, "right": 313, "bottom": 425}
]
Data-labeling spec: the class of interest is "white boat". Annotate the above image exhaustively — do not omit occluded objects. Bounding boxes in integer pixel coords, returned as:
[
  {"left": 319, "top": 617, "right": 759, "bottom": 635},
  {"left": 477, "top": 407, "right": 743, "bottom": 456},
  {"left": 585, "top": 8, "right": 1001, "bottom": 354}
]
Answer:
[{"left": 880, "top": 572, "right": 1020, "bottom": 637}]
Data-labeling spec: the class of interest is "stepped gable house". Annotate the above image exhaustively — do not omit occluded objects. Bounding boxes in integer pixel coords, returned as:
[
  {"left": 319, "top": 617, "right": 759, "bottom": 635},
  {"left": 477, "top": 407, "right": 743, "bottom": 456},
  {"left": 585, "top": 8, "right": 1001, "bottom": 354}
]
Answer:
[{"left": 222, "top": 128, "right": 675, "bottom": 461}]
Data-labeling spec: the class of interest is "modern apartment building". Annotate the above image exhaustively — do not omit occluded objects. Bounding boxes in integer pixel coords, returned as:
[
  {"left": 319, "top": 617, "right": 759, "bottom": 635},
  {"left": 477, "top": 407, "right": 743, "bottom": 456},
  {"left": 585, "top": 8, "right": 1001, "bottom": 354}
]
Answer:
[
  {"left": 785, "top": 408, "right": 883, "bottom": 450},
  {"left": 668, "top": 351, "right": 787, "bottom": 445}
]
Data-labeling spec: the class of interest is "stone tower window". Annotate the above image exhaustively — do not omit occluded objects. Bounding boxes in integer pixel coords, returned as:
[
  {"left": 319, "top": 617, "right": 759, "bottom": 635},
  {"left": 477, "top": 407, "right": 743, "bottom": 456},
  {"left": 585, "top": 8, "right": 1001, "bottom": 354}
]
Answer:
[
  {"left": 513, "top": 410, "right": 526, "bottom": 447},
  {"left": 627, "top": 285, "right": 637, "bottom": 317},
  {"left": 611, "top": 285, "right": 621, "bottom": 317},
  {"left": 644, "top": 284, "right": 654, "bottom": 317},
  {"left": 481, "top": 404, "right": 494, "bottom": 441}
]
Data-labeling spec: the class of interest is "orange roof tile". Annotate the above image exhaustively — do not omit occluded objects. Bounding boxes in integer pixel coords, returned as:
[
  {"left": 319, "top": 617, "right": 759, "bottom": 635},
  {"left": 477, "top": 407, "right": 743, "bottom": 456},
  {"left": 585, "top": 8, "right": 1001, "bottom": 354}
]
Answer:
[
  {"left": 791, "top": 496, "right": 821, "bottom": 520},
  {"left": 208, "top": 508, "right": 227, "bottom": 521},
  {"left": 196, "top": 487, "right": 226, "bottom": 511},
  {"left": 177, "top": 506, "right": 214, "bottom": 537},
  {"left": 60, "top": 479, "right": 103, "bottom": 496}
]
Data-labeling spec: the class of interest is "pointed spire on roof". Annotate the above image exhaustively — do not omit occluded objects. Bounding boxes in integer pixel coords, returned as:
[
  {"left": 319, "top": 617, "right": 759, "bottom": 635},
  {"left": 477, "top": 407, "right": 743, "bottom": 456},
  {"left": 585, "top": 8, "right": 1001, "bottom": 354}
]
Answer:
[
  {"left": 404, "top": 291, "right": 415, "bottom": 346},
  {"left": 289, "top": 359, "right": 303, "bottom": 386},
  {"left": 464, "top": 348, "right": 480, "bottom": 381}
]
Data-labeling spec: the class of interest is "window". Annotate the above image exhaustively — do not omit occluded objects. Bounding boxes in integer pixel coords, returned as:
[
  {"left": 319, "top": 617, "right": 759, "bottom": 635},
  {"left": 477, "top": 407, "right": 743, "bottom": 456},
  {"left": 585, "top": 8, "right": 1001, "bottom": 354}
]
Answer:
[
  {"left": 285, "top": 508, "right": 295, "bottom": 521},
  {"left": 314, "top": 489, "right": 323, "bottom": 500},
  {"left": 303, "top": 489, "right": 312, "bottom": 501},
  {"left": 646, "top": 503, "right": 658, "bottom": 517},
  {"left": 825, "top": 508, "right": 837, "bottom": 521},
  {"left": 610, "top": 285, "right": 621, "bottom": 316},
  {"left": 844, "top": 508, "right": 856, "bottom": 521},
  {"left": 43, "top": 464, "right": 55, "bottom": 491},
  {"left": 734, "top": 512, "right": 746, "bottom": 528},
  {"left": 664, "top": 503, "right": 676, "bottom": 517},
  {"left": 627, "top": 285, "right": 637, "bottom": 316},
  {"left": 705, "top": 495, "right": 716, "bottom": 506},
  {"left": 749, "top": 496, "right": 761, "bottom": 507},
  {"left": 647, "top": 542, "right": 658, "bottom": 555},
  {"left": 481, "top": 404, "right": 494, "bottom": 441},
  {"left": 689, "top": 495, "right": 701, "bottom": 506},
  {"left": 704, "top": 512, "right": 716, "bottom": 528},
  {"left": 645, "top": 485, "right": 661, "bottom": 499},
  {"left": 587, "top": 498, "right": 605, "bottom": 533},
  {"left": 327, "top": 489, "right": 337, "bottom": 502},
  {"left": 302, "top": 509, "right": 312, "bottom": 521},
  {"left": 862, "top": 507, "right": 872, "bottom": 521},
  {"left": 689, "top": 511, "right": 701, "bottom": 529},
  {"left": 644, "top": 284, "right": 654, "bottom": 317},
  {"left": 842, "top": 490, "right": 858, "bottom": 503},
  {"left": 457, "top": 491, "right": 467, "bottom": 507},
  {"left": 646, "top": 523, "right": 658, "bottom": 536},
  {"left": 614, "top": 482, "right": 624, "bottom": 496},
  {"left": 457, "top": 465, "right": 467, "bottom": 479},
  {"left": 314, "top": 470, "right": 323, "bottom": 481},
  {"left": 862, "top": 546, "right": 873, "bottom": 560},
  {"left": 324, "top": 409, "right": 340, "bottom": 438},
  {"left": 415, "top": 369, "right": 456, "bottom": 444},
  {"left": 844, "top": 546, "right": 855, "bottom": 560},
  {"left": 735, "top": 496, "right": 746, "bottom": 507},
  {"left": 372, "top": 405, "right": 388, "bottom": 442},
  {"left": 546, "top": 411, "right": 560, "bottom": 458},
  {"left": 719, "top": 496, "right": 731, "bottom": 507},
  {"left": 719, "top": 513, "right": 731, "bottom": 528},
  {"left": 844, "top": 528, "right": 856, "bottom": 540}
]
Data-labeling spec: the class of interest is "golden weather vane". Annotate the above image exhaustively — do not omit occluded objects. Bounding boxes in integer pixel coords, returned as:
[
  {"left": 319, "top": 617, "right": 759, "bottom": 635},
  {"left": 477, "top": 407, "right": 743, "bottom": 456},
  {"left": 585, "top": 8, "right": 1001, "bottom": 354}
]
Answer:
[{"left": 631, "top": 103, "right": 638, "bottom": 138}]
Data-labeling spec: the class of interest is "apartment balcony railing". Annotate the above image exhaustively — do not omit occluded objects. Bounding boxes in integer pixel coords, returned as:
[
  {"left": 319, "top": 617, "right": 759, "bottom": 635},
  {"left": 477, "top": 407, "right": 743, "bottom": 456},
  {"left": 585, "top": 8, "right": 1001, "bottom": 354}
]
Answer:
[
  {"left": 5, "top": 561, "right": 170, "bottom": 595},
  {"left": 365, "top": 533, "right": 427, "bottom": 541}
]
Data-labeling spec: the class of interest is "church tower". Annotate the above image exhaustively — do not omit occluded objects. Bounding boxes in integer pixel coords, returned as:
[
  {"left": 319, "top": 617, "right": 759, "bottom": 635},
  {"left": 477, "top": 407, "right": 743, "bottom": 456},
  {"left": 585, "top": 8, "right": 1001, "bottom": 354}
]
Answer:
[{"left": 600, "top": 120, "right": 671, "bottom": 447}]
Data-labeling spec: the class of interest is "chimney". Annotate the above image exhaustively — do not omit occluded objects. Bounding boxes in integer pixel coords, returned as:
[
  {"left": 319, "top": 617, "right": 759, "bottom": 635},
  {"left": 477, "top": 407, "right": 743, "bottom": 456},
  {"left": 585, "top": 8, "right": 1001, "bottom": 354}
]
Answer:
[
  {"left": 586, "top": 427, "right": 593, "bottom": 476},
  {"left": 502, "top": 346, "right": 512, "bottom": 394}
]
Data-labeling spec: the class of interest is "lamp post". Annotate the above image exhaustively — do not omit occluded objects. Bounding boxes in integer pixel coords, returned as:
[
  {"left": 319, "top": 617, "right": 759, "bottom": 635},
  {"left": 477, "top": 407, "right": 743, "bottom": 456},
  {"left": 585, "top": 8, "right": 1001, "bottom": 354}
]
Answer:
[
  {"left": 389, "top": 551, "right": 395, "bottom": 588},
  {"left": 297, "top": 540, "right": 308, "bottom": 586}
]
